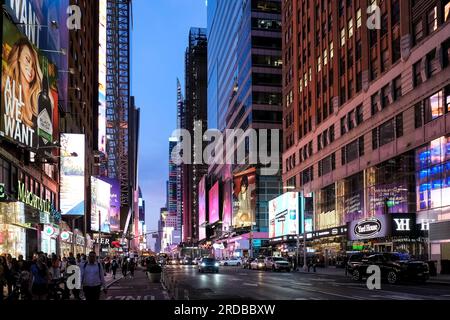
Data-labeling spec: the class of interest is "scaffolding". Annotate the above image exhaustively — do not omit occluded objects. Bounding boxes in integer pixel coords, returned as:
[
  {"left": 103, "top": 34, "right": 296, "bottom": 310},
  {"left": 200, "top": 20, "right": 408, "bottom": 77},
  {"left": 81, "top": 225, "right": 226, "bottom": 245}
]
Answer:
[{"left": 106, "top": 0, "right": 132, "bottom": 207}]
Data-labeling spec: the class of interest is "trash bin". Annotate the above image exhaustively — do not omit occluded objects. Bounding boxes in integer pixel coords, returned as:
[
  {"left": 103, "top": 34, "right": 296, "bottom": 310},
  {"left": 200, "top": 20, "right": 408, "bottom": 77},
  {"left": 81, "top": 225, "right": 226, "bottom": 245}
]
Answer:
[{"left": 427, "top": 261, "right": 437, "bottom": 276}]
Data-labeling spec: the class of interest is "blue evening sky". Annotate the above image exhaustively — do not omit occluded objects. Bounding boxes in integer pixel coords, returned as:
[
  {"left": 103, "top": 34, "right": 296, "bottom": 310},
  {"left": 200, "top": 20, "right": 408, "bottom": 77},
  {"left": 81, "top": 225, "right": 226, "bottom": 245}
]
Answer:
[{"left": 131, "top": 0, "right": 207, "bottom": 239}]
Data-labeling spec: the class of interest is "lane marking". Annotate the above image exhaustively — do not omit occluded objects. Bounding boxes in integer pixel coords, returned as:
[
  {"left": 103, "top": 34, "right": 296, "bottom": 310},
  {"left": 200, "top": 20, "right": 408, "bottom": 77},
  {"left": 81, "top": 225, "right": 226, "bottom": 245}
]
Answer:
[{"left": 243, "top": 283, "right": 258, "bottom": 287}]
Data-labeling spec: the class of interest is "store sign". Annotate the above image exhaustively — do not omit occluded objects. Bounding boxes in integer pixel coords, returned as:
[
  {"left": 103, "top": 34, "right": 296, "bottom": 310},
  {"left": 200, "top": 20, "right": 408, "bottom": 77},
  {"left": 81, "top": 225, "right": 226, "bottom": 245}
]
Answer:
[
  {"left": 17, "top": 180, "right": 52, "bottom": 214},
  {"left": 94, "top": 238, "right": 110, "bottom": 246},
  {"left": 75, "top": 235, "right": 85, "bottom": 246},
  {"left": 354, "top": 219, "right": 382, "bottom": 237},
  {"left": 348, "top": 216, "right": 390, "bottom": 241},
  {"left": 44, "top": 225, "right": 55, "bottom": 236},
  {"left": 391, "top": 214, "right": 416, "bottom": 237},
  {"left": 311, "top": 226, "right": 348, "bottom": 239},
  {"left": 213, "top": 243, "right": 225, "bottom": 250},
  {"left": 60, "top": 231, "right": 70, "bottom": 242}
]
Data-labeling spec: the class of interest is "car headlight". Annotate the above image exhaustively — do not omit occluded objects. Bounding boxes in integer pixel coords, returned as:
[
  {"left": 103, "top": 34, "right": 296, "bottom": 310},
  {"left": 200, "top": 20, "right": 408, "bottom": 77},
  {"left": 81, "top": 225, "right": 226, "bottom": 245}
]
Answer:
[
  {"left": 201, "top": 263, "right": 206, "bottom": 267},
  {"left": 215, "top": 263, "right": 219, "bottom": 267},
  {"left": 258, "top": 263, "right": 263, "bottom": 267}
]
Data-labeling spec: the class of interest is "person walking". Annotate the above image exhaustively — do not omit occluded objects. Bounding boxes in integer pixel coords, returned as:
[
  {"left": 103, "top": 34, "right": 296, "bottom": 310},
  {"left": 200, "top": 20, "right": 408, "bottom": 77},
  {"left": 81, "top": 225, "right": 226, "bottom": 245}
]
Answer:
[
  {"left": 111, "top": 258, "right": 119, "bottom": 280},
  {"left": 81, "top": 252, "right": 107, "bottom": 301},
  {"left": 0, "top": 256, "right": 7, "bottom": 301},
  {"left": 128, "top": 258, "right": 135, "bottom": 279},
  {"left": 121, "top": 258, "right": 128, "bottom": 278}
]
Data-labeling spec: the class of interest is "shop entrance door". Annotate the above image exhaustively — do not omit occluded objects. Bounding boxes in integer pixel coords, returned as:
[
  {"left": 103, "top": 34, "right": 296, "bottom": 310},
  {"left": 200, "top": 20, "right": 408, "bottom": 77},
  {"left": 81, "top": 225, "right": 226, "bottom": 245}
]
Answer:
[{"left": 374, "top": 243, "right": 393, "bottom": 253}]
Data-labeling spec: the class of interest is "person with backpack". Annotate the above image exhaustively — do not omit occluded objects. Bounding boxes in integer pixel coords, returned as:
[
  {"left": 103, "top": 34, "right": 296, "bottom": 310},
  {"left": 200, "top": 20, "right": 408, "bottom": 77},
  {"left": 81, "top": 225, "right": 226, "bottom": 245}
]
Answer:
[
  {"left": 80, "top": 252, "right": 106, "bottom": 301},
  {"left": 121, "top": 258, "right": 128, "bottom": 278},
  {"left": 111, "top": 258, "right": 119, "bottom": 279},
  {"left": 128, "top": 258, "right": 136, "bottom": 279}
]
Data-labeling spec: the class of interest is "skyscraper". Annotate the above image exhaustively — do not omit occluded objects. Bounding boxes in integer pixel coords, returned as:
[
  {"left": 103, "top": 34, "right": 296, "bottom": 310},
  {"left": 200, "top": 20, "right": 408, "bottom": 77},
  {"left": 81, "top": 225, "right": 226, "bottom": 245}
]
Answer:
[
  {"left": 282, "top": 0, "right": 450, "bottom": 269},
  {"left": 206, "top": 0, "right": 283, "bottom": 253},
  {"left": 180, "top": 28, "right": 208, "bottom": 244}
]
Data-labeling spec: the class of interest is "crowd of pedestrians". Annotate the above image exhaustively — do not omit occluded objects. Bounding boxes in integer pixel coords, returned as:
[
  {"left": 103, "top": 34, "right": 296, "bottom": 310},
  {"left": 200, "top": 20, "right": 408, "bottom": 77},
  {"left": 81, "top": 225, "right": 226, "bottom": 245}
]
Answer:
[{"left": 0, "top": 252, "right": 137, "bottom": 301}]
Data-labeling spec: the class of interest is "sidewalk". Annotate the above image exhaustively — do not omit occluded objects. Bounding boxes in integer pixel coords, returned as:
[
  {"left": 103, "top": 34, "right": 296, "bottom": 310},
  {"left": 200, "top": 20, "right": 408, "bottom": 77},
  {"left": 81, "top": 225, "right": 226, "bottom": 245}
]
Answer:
[{"left": 295, "top": 266, "right": 450, "bottom": 286}]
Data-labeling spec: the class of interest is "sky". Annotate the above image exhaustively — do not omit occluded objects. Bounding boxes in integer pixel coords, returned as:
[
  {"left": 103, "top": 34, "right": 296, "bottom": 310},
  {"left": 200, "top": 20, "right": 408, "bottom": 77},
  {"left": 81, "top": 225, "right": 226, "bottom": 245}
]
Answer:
[{"left": 131, "top": 0, "right": 207, "bottom": 246}]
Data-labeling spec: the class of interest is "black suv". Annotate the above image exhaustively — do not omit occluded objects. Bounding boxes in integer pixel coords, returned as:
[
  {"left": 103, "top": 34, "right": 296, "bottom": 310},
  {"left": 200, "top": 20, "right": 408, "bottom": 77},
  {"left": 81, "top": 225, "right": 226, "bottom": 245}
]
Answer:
[{"left": 350, "top": 253, "right": 429, "bottom": 284}]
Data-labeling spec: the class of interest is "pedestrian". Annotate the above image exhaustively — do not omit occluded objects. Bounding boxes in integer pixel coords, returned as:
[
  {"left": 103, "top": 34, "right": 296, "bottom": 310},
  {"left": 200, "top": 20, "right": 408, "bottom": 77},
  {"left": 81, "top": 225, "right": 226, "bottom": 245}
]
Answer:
[
  {"left": 111, "top": 259, "right": 118, "bottom": 279},
  {"left": 81, "top": 252, "right": 107, "bottom": 301},
  {"left": 0, "top": 256, "right": 7, "bottom": 301},
  {"left": 30, "top": 255, "right": 50, "bottom": 300},
  {"left": 68, "top": 252, "right": 76, "bottom": 266},
  {"left": 129, "top": 258, "right": 135, "bottom": 279},
  {"left": 307, "top": 258, "right": 312, "bottom": 273},
  {"left": 122, "top": 258, "right": 128, "bottom": 278},
  {"left": 5, "top": 254, "right": 15, "bottom": 296},
  {"left": 68, "top": 253, "right": 80, "bottom": 300}
]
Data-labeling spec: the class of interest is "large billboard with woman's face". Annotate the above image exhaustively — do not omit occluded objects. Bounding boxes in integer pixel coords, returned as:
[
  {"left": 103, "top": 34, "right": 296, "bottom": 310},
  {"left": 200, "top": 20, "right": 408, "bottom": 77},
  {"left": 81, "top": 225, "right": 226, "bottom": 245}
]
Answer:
[
  {"left": 198, "top": 176, "right": 207, "bottom": 241},
  {"left": 209, "top": 181, "right": 220, "bottom": 224},
  {"left": 232, "top": 168, "right": 256, "bottom": 228},
  {"left": 1, "top": 15, "right": 59, "bottom": 150}
]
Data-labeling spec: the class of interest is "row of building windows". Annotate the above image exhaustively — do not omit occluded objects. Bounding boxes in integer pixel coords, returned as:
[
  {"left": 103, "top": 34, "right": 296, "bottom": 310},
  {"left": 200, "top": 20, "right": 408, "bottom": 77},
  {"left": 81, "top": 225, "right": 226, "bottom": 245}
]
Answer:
[
  {"left": 372, "top": 113, "right": 403, "bottom": 150},
  {"left": 317, "top": 125, "right": 335, "bottom": 152},
  {"left": 340, "top": 104, "right": 363, "bottom": 136},
  {"left": 415, "top": 87, "right": 450, "bottom": 128}
]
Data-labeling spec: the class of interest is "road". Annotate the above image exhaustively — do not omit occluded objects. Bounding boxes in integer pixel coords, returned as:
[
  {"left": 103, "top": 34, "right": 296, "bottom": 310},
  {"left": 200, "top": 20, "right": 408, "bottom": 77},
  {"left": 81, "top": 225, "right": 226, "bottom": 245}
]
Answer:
[
  {"left": 103, "top": 267, "right": 170, "bottom": 301},
  {"left": 162, "top": 265, "right": 450, "bottom": 300}
]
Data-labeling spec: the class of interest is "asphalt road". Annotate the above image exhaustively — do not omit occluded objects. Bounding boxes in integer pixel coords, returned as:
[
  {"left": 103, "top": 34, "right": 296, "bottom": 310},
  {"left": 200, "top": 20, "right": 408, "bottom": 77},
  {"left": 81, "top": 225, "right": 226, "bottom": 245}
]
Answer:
[{"left": 162, "top": 265, "right": 450, "bottom": 300}]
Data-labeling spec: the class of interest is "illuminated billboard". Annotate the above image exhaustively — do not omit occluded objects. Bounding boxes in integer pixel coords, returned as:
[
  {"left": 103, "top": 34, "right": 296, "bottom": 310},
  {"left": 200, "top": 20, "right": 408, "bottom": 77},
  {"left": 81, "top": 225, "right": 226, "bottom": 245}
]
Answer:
[
  {"left": 1, "top": 14, "right": 59, "bottom": 150},
  {"left": 60, "top": 134, "right": 85, "bottom": 215},
  {"left": 91, "top": 177, "right": 111, "bottom": 233},
  {"left": 198, "top": 176, "right": 207, "bottom": 241},
  {"left": 209, "top": 181, "right": 220, "bottom": 224},
  {"left": 268, "top": 192, "right": 300, "bottom": 238},
  {"left": 222, "top": 179, "right": 232, "bottom": 232},
  {"left": 98, "top": 0, "right": 107, "bottom": 153},
  {"left": 99, "top": 177, "right": 121, "bottom": 232},
  {"left": 232, "top": 168, "right": 256, "bottom": 228}
]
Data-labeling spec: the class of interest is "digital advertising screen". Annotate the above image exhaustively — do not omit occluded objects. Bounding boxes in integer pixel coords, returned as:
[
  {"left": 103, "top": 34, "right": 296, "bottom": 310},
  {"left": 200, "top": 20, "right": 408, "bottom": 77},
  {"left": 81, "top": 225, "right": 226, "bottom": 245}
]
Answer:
[
  {"left": 232, "top": 168, "right": 256, "bottom": 228},
  {"left": 268, "top": 192, "right": 300, "bottom": 238},
  {"left": 91, "top": 177, "right": 111, "bottom": 233},
  {"left": 198, "top": 175, "right": 207, "bottom": 241},
  {"left": 100, "top": 177, "right": 121, "bottom": 232},
  {"left": 208, "top": 181, "right": 220, "bottom": 225},
  {"left": 60, "top": 134, "right": 85, "bottom": 215},
  {"left": 1, "top": 14, "right": 59, "bottom": 150}
]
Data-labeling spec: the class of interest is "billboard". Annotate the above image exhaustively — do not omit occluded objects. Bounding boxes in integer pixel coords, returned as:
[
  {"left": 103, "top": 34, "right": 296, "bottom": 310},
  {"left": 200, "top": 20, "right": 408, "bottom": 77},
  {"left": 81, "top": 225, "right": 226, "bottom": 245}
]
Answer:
[
  {"left": 98, "top": 0, "right": 107, "bottom": 153},
  {"left": 198, "top": 176, "right": 207, "bottom": 241},
  {"left": 222, "top": 179, "right": 232, "bottom": 232},
  {"left": 3, "top": 0, "right": 70, "bottom": 112},
  {"left": 232, "top": 168, "right": 256, "bottom": 228},
  {"left": 269, "top": 192, "right": 300, "bottom": 238},
  {"left": 91, "top": 177, "right": 111, "bottom": 233},
  {"left": 60, "top": 134, "right": 85, "bottom": 215},
  {"left": 1, "top": 14, "right": 59, "bottom": 150},
  {"left": 99, "top": 177, "right": 121, "bottom": 232},
  {"left": 209, "top": 181, "right": 220, "bottom": 224}
]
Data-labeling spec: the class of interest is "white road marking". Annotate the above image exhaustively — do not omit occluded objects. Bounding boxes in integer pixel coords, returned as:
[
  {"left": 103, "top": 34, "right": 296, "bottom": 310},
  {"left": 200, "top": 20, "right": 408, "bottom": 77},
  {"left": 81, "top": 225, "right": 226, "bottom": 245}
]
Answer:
[{"left": 243, "top": 283, "right": 258, "bottom": 287}]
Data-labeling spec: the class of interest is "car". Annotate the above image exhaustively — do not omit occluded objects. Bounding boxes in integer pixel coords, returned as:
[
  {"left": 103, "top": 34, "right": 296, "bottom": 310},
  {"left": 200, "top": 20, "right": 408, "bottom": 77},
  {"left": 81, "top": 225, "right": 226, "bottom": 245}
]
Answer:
[
  {"left": 221, "top": 257, "right": 242, "bottom": 266},
  {"left": 264, "top": 257, "right": 291, "bottom": 272},
  {"left": 198, "top": 258, "right": 220, "bottom": 273},
  {"left": 242, "top": 257, "right": 254, "bottom": 269},
  {"left": 350, "top": 253, "right": 430, "bottom": 284},
  {"left": 250, "top": 258, "right": 266, "bottom": 270},
  {"left": 193, "top": 257, "right": 201, "bottom": 265}
]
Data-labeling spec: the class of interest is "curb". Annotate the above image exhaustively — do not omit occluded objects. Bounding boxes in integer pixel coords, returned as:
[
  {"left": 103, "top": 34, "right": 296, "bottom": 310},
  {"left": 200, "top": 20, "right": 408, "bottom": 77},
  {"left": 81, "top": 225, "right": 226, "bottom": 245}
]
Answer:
[{"left": 106, "top": 275, "right": 124, "bottom": 288}]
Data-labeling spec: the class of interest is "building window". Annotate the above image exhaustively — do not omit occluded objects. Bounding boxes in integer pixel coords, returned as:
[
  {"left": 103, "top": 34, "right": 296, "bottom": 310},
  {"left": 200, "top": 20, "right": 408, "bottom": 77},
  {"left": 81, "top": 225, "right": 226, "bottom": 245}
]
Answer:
[
  {"left": 340, "top": 116, "right": 347, "bottom": 136},
  {"left": 329, "top": 125, "right": 335, "bottom": 143},
  {"left": 428, "top": 6, "right": 438, "bottom": 33},
  {"left": 413, "top": 61, "right": 422, "bottom": 87},
  {"left": 318, "top": 56, "right": 321, "bottom": 72},
  {"left": 445, "top": 1, "right": 450, "bottom": 22},
  {"left": 393, "top": 76, "right": 402, "bottom": 101},
  {"left": 356, "top": 104, "right": 363, "bottom": 125},
  {"left": 424, "top": 90, "right": 444, "bottom": 123},
  {"left": 356, "top": 8, "right": 362, "bottom": 28},
  {"left": 381, "top": 13, "right": 388, "bottom": 37},
  {"left": 340, "top": 28, "right": 346, "bottom": 47},
  {"left": 372, "top": 128, "right": 379, "bottom": 150},
  {"left": 392, "top": 0, "right": 400, "bottom": 25},
  {"left": 413, "top": 20, "right": 424, "bottom": 44},
  {"left": 347, "top": 110, "right": 355, "bottom": 131},
  {"left": 379, "top": 119, "right": 395, "bottom": 146},
  {"left": 371, "top": 92, "right": 379, "bottom": 116},
  {"left": 414, "top": 102, "right": 423, "bottom": 128},
  {"left": 427, "top": 49, "right": 438, "bottom": 77},
  {"left": 396, "top": 113, "right": 403, "bottom": 138},
  {"left": 381, "top": 85, "right": 390, "bottom": 109},
  {"left": 356, "top": 40, "right": 362, "bottom": 60},
  {"left": 348, "top": 19, "right": 354, "bottom": 38}
]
